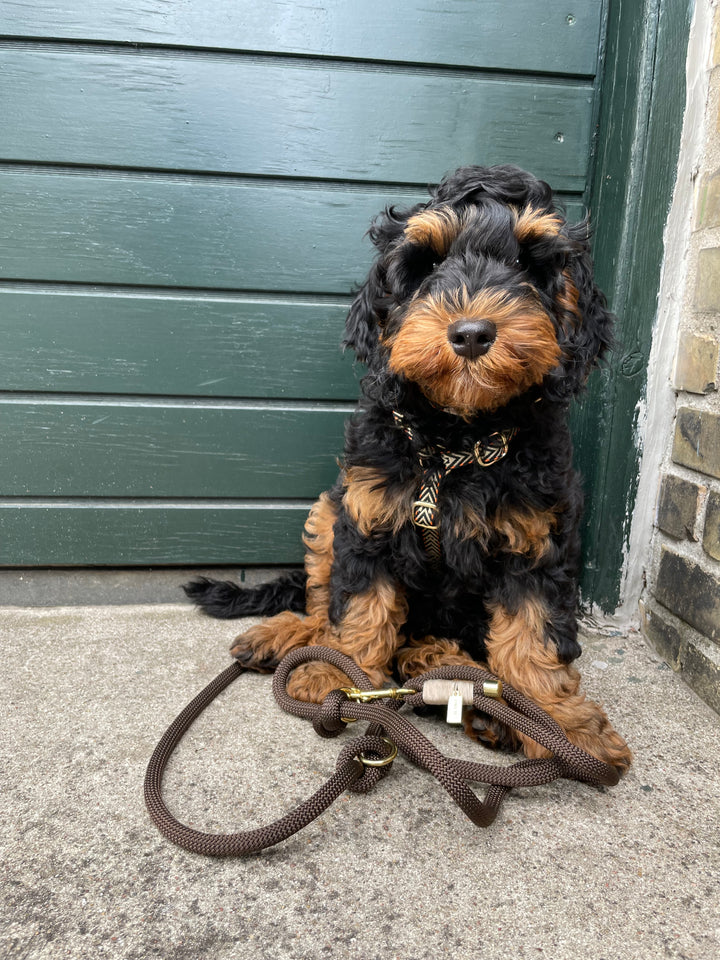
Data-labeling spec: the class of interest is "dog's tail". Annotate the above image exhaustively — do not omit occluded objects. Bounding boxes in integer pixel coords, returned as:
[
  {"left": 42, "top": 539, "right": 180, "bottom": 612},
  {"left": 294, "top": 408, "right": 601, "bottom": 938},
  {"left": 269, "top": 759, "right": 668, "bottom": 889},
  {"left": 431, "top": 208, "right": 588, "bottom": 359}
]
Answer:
[{"left": 183, "top": 570, "right": 307, "bottom": 619}]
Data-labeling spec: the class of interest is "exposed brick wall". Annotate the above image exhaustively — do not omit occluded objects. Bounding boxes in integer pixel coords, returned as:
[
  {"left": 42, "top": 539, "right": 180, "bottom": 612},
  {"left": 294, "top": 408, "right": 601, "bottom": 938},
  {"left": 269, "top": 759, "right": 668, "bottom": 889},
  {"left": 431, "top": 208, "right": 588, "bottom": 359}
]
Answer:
[{"left": 641, "top": 2, "right": 720, "bottom": 714}]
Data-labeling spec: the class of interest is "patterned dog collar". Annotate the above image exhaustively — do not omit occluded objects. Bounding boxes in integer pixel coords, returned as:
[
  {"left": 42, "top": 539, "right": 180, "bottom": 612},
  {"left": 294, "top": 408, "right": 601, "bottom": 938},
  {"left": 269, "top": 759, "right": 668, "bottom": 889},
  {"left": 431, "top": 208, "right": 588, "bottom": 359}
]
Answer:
[{"left": 392, "top": 410, "right": 517, "bottom": 565}]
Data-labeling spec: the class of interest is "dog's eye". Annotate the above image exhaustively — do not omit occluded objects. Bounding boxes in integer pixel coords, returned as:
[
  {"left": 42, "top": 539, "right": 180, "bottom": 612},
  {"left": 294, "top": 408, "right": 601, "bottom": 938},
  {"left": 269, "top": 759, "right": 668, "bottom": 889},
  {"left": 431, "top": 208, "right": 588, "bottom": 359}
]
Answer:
[
  {"left": 412, "top": 248, "right": 439, "bottom": 274},
  {"left": 394, "top": 245, "right": 440, "bottom": 294}
]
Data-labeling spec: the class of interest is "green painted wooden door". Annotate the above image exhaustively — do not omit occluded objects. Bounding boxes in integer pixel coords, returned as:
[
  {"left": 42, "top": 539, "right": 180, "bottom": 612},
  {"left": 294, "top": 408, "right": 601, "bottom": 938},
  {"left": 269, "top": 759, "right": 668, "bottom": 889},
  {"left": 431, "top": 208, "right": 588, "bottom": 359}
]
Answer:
[{"left": 0, "top": 1, "right": 690, "bottom": 608}]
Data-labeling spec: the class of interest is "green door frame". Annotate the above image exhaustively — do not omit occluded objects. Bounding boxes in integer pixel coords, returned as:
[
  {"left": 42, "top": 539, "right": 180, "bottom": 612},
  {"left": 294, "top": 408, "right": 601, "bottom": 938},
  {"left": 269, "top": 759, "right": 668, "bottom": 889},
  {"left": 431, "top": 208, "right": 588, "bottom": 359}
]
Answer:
[{"left": 576, "top": 0, "right": 693, "bottom": 611}]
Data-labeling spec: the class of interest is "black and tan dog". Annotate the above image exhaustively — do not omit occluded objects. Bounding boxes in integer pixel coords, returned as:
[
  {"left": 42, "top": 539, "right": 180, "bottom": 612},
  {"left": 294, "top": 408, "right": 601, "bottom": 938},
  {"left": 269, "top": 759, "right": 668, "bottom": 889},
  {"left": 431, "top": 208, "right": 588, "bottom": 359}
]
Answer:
[{"left": 186, "top": 164, "right": 632, "bottom": 773}]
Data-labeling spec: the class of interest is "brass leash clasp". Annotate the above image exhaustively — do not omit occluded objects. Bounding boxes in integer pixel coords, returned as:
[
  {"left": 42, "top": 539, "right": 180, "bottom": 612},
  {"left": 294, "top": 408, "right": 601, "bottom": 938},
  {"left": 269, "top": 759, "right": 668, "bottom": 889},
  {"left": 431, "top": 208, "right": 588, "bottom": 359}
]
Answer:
[{"left": 340, "top": 686, "right": 417, "bottom": 703}]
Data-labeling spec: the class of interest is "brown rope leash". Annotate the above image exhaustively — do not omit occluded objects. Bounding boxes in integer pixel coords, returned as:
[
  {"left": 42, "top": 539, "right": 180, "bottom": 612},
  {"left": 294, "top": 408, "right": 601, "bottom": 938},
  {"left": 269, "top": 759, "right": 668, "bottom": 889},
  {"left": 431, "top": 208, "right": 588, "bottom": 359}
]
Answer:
[{"left": 144, "top": 645, "right": 619, "bottom": 857}]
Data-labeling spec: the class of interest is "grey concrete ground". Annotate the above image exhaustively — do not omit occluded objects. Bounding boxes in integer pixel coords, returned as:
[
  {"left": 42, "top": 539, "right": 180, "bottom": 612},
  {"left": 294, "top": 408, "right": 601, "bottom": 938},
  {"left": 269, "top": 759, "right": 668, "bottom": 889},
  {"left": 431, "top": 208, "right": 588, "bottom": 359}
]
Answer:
[{"left": 2, "top": 602, "right": 720, "bottom": 960}]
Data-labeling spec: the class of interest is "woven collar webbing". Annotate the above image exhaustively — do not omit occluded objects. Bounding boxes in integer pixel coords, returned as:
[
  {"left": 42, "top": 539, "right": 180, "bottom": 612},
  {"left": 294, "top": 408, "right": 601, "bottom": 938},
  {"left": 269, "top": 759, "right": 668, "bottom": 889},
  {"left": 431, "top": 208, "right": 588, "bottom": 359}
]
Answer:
[{"left": 392, "top": 410, "right": 517, "bottom": 565}]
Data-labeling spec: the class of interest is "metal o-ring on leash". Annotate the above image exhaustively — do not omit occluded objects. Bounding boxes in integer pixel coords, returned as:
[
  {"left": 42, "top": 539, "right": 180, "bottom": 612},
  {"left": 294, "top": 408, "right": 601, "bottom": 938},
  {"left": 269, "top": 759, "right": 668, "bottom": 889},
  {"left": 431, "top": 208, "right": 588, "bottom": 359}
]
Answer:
[{"left": 356, "top": 737, "right": 398, "bottom": 767}]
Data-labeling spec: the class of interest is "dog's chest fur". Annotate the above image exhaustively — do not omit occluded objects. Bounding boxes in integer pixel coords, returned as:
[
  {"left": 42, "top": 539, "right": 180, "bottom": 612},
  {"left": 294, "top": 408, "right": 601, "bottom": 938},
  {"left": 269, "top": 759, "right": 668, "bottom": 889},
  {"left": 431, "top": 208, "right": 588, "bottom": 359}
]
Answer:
[
  {"left": 328, "top": 398, "right": 582, "bottom": 648},
  {"left": 342, "top": 460, "right": 558, "bottom": 567}
]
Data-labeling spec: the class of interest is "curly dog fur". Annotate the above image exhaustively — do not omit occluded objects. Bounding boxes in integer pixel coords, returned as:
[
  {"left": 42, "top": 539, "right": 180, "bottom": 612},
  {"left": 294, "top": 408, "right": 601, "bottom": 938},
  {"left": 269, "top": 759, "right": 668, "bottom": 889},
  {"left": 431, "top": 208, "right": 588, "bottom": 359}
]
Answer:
[{"left": 185, "top": 164, "right": 632, "bottom": 773}]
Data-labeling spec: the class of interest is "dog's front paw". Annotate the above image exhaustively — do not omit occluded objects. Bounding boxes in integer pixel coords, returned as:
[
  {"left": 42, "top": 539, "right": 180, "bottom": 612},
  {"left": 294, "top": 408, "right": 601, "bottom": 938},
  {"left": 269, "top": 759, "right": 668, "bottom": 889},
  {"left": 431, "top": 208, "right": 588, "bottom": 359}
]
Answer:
[
  {"left": 286, "top": 661, "right": 390, "bottom": 703},
  {"left": 520, "top": 706, "right": 633, "bottom": 775},
  {"left": 564, "top": 703, "right": 633, "bottom": 775},
  {"left": 230, "top": 623, "right": 280, "bottom": 672},
  {"left": 396, "top": 636, "right": 478, "bottom": 678},
  {"left": 463, "top": 708, "right": 521, "bottom": 753},
  {"left": 582, "top": 725, "right": 633, "bottom": 775},
  {"left": 286, "top": 662, "right": 353, "bottom": 703},
  {"left": 229, "top": 611, "right": 322, "bottom": 672}
]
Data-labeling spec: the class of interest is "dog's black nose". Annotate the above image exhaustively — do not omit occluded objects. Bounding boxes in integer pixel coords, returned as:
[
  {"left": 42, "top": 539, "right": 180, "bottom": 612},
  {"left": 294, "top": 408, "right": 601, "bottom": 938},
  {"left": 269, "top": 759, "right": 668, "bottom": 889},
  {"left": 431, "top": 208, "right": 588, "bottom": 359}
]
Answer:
[{"left": 447, "top": 319, "right": 497, "bottom": 359}]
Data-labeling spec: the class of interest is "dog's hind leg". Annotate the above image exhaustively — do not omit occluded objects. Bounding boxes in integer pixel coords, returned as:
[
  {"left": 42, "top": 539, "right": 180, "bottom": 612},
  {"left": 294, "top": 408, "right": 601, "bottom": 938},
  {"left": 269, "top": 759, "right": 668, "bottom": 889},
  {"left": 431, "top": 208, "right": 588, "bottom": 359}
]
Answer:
[
  {"left": 228, "top": 491, "right": 337, "bottom": 670},
  {"left": 232, "top": 576, "right": 407, "bottom": 699},
  {"left": 228, "top": 492, "right": 407, "bottom": 701},
  {"left": 485, "top": 596, "right": 632, "bottom": 773}
]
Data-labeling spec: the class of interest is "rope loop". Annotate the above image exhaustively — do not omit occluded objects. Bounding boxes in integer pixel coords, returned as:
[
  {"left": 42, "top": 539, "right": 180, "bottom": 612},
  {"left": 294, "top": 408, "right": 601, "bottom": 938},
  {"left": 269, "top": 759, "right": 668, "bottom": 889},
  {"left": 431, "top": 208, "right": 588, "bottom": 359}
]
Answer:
[{"left": 312, "top": 688, "right": 352, "bottom": 739}]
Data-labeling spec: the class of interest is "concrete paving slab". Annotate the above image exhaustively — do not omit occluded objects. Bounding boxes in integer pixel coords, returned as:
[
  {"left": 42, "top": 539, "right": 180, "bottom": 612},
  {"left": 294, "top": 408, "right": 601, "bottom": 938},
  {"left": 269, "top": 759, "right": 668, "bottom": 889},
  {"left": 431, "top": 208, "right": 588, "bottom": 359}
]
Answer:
[{"left": 2, "top": 603, "right": 719, "bottom": 960}]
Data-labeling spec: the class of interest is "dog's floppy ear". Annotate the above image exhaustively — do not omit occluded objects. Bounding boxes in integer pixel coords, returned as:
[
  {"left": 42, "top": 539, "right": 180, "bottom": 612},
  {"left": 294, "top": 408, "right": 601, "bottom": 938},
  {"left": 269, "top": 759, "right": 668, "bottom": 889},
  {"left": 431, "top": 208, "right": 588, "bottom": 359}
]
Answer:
[
  {"left": 343, "top": 259, "right": 387, "bottom": 364},
  {"left": 546, "top": 221, "right": 615, "bottom": 400},
  {"left": 343, "top": 202, "right": 425, "bottom": 363}
]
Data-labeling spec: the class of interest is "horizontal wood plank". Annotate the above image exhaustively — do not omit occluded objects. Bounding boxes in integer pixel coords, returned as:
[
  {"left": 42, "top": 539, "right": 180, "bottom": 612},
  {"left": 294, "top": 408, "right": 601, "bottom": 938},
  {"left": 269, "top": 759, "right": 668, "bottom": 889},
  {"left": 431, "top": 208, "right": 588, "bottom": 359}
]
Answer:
[
  {"left": 0, "top": 173, "right": 416, "bottom": 291},
  {"left": 2, "top": 49, "right": 593, "bottom": 188},
  {"left": 0, "top": 173, "right": 586, "bottom": 290},
  {"left": 0, "top": 291, "right": 359, "bottom": 399},
  {"left": 0, "top": 400, "right": 349, "bottom": 497},
  {"left": 2, "top": 1, "right": 602, "bottom": 75},
  {"left": 0, "top": 501, "right": 309, "bottom": 565}
]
